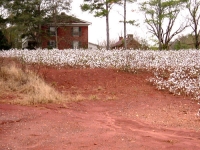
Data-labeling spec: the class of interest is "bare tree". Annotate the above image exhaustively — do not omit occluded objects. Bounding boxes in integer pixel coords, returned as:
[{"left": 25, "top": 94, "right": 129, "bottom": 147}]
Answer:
[
  {"left": 186, "top": 0, "right": 200, "bottom": 49},
  {"left": 140, "top": 0, "right": 188, "bottom": 50}
]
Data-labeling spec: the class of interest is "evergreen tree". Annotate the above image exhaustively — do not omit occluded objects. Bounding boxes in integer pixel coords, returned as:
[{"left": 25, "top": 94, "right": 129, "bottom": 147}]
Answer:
[
  {"left": 0, "top": 0, "right": 8, "bottom": 29},
  {"left": 3, "top": 0, "right": 71, "bottom": 48},
  {"left": 0, "top": 30, "right": 11, "bottom": 50}
]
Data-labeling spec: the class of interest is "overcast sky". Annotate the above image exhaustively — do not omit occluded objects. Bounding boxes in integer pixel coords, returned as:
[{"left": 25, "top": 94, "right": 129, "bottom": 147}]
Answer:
[
  {"left": 69, "top": 1, "right": 191, "bottom": 45},
  {"left": 69, "top": 0, "right": 147, "bottom": 44}
]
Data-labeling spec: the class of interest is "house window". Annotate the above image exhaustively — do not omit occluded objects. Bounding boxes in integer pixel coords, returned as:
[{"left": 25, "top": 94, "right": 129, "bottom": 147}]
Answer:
[
  {"left": 49, "top": 27, "right": 56, "bottom": 36},
  {"left": 72, "top": 27, "right": 81, "bottom": 36},
  {"left": 48, "top": 40, "right": 56, "bottom": 48},
  {"left": 73, "top": 41, "right": 79, "bottom": 49}
]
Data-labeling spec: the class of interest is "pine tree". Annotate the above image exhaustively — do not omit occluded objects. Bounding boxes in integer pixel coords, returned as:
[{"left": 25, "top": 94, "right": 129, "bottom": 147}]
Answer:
[
  {"left": 3, "top": 0, "right": 71, "bottom": 48},
  {"left": 81, "top": 0, "right": 120, "bottom": 50},
  {"left": 0, "top": 30, "right": 11, "bottom": 50}
]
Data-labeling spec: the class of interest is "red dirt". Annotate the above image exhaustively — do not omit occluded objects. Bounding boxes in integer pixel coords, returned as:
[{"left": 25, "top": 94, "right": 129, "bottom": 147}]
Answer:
[{"left": 1, "top": 66, "right": 200, "bottom": 150}]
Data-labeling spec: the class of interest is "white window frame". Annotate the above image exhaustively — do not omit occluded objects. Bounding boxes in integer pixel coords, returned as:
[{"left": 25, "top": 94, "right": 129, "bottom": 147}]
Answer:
[{"left": 73, "top": 27, "right": 80, "bottom": 36}]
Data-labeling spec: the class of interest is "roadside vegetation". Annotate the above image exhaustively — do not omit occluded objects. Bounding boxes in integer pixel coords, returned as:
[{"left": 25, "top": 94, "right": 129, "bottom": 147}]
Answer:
[{"left": 0, "top": 57, "right": 66, "bottom": 105}]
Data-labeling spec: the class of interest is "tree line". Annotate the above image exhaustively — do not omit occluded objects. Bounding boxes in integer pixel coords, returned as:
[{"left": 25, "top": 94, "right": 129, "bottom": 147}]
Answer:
[
  {"left": 0, "top": 0, "right": 71, "bottom": 50},
  {"left": 82, "top": 0, "right": 200, "bottom": 50},
  {"left": 0, "top": 0, "right": 199, "bottom": 50}
]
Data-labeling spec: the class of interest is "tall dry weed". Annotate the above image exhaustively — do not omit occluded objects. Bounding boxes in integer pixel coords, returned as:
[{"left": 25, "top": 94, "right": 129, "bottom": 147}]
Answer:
[{"left": 0, "top": 63, "right": 67, "bottom": 105}]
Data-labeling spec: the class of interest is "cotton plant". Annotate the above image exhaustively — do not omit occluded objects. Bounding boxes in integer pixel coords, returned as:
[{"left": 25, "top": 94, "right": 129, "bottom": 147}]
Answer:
[
  {"left": 1, "top": 49, "right": 200, "bottom": 104},
  {"left": 149, "top": 67, "right": 200, "bottom": 99}
]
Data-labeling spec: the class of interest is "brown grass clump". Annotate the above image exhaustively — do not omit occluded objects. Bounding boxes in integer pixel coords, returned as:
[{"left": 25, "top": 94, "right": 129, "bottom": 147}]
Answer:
[{"left": 0, "top": 63, "right": 67, "bottom": 105}]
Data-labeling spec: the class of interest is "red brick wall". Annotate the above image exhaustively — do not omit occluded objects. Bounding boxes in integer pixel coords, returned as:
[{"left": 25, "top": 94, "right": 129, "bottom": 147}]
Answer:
[{"left": 41, "top": 25, "right": 88, "bottom": 49}]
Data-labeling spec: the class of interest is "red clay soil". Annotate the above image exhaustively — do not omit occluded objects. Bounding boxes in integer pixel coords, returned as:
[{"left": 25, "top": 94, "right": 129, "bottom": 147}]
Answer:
[{"left": 1, "top": 66, "right": 200, "bottom": 150}]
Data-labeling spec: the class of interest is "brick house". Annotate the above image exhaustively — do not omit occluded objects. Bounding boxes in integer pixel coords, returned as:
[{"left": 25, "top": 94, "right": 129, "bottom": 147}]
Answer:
[
  {"left": 41, "top": 13, "right": 91, "bottom": 49},
  {"left": 111, "top": 34, "right": 142, "bottom": 50}
]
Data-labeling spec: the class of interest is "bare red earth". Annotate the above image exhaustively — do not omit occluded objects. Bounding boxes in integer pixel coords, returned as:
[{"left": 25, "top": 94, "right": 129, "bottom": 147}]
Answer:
[{"left": 1, "top": 66, "right": 200, "bottom": 150}]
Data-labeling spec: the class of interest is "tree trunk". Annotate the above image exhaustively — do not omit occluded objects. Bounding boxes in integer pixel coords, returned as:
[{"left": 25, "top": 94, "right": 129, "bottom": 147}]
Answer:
[
  {"left": 53, "top": 0, "right": 58, "bottom": 49},
  {"left": 38, "top": 3, "right": 42, "bottom": 48},
  {"left": 55, "top": 1, "right": 58, "bottom": 49},
  {"left": 194, "top": 22, "right": 199, "bottom": 49},
  {"left": 106, "top": 2, "right": 110, "bottom": 50},
  {"left": 158, "top": 0, "right": 162, "bottom": 50},
  {"left": 195, "top": 34, "right": 199, "bottom": 49},
  {"left": 124, "top": 0, "right": 127, "bottom": 49}
]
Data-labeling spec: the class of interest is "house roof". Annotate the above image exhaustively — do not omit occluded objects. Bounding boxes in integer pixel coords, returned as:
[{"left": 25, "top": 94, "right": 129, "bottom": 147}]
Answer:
[
  {"left": 111, "top": 35, "right": 141, "bottom": 49},
  {"left": 111, "top": 39, "right": 123, "bottom": 48},
  {"left": 45, "top": 13, "right": 91, "bottom": 26},
  {"left": 88, "top": 42, "right": 99, "bottom": 47}
]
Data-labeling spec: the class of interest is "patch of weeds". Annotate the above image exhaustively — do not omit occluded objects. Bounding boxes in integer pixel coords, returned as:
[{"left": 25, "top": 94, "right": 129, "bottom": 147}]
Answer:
[
  {"left": 0, "top": 63, "right": 66, "bottom": 105},
  {"left": 51, "top": 82, "right": 58, "bottom": 87},
  {"left": 89, "top": 95, "right": 99, "bottom": 100},
  {"left": 73, "top": 94, "right": 86, "bottom": 102},
  {"left": 106, "top": 95, "right": 117, "bottom": 101}
]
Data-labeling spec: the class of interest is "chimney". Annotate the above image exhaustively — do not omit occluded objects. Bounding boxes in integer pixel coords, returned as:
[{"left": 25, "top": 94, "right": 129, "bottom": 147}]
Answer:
[
  {"left": 127, "top": 34, "right": 133, "bottom": 40},
  {"left": 119, "top": 37, "right": 123, "bottom": 40}
]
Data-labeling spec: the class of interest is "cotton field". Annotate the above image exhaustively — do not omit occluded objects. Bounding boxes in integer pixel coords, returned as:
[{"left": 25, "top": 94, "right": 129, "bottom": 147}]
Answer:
[{"left": 1, "top": 48, "right": 200, "bottom": 101}]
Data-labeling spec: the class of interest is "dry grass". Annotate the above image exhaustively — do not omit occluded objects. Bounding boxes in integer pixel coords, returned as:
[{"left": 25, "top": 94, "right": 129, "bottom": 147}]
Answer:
[
  {"left": 0, "top": 57, "right": 117, "bottom": 105},
  {"left": 89, "top": 95, "right": 99, "bottom": 100},
  {"left": 69, "top": 94, "right": 86, "bottom": 102},
  {"left": 0, "top": 63, "right": 67, "bottom": 105},
  {"left": 106, "top": 95, "right": 117, "bottom": 101}
]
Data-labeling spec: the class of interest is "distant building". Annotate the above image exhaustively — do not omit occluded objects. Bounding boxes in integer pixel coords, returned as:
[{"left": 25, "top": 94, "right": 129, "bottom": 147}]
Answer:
[
  {"left": 88, "top": 42, "right": 99, "bottom": 50},
  {"left": 22, "top": 37, "right": 37, "bottom": 49},
  {"left": 111, "top": 34, "right": 142, "bottom": 50},
  {"left": 41, "top": 13, "right": 91, "bottom": 49},
  {"left": 22, "top": 13, "right": 91, "bottom": 49}
]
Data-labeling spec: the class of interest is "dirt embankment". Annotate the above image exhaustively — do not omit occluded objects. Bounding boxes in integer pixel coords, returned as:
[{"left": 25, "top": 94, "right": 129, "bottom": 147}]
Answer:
[{"left": 0, "top": 66, "right": 200, "bottom": 150}]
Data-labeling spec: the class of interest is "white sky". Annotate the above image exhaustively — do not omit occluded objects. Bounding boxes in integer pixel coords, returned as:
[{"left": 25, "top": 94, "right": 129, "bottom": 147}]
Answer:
[{"left": 69, "top": 0, "right": 192, "bottom": 45}]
